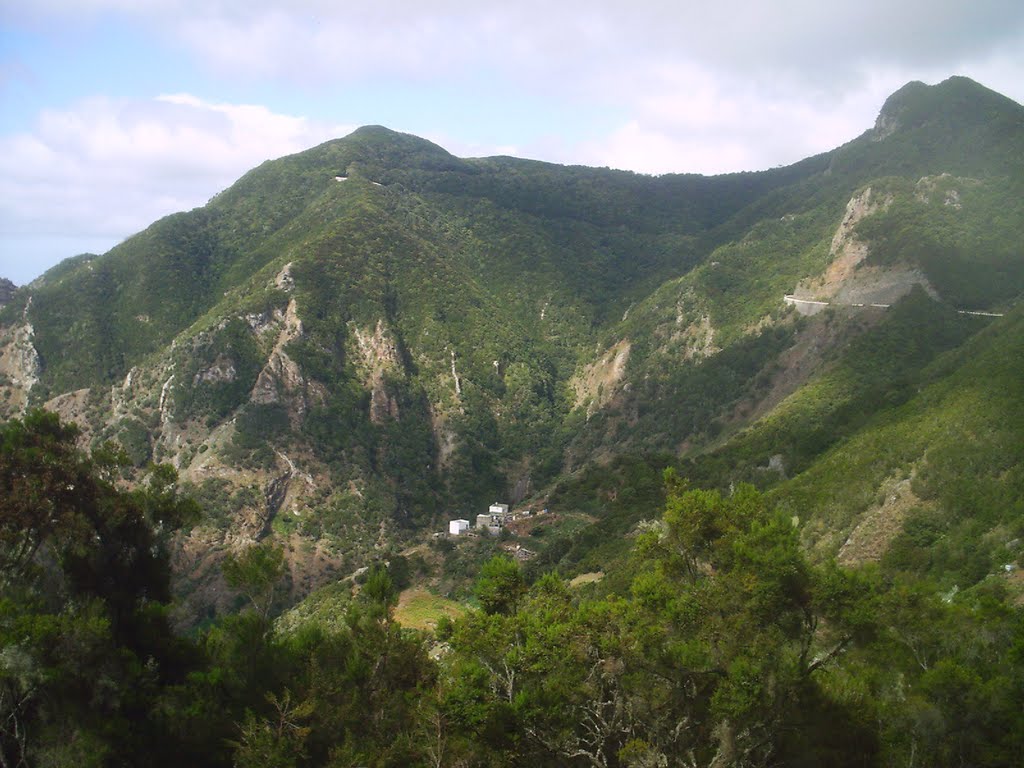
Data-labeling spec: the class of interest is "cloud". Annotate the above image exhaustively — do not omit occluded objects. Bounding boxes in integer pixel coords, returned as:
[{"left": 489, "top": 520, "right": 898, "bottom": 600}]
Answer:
[
  {"left": 13, "top": 1, "right": 1024, "bottom": 91},
  {"left": 0, "top": 94, "right": 352, "bottom": 282},
  {"left": 81, "top": 3, "right": 1024, "bottom": 83},
  {"left": 569, "top": 64, "right": 905, "bottom": 174}
]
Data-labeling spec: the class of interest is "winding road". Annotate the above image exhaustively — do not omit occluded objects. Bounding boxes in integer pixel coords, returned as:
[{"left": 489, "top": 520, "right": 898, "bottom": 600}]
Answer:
[{"left": 783, "top": 295, "right": 1004, "bottom": 317}]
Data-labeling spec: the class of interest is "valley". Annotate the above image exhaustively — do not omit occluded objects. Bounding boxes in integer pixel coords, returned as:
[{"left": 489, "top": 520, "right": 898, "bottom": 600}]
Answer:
[{"left": 1, "top": 75, "right": 1023, "bottom": 766}]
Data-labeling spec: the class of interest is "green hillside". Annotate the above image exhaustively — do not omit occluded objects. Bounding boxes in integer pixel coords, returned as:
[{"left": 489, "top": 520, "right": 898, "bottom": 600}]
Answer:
[
  {"left": 533, "top": 290, "right": 1017, "bottom": 588},
  {"left": 4, "top": 409, "right": 1021, "bottom": 767},
  {"left": 3, "top": 75, "right": 1024, "bottom": 767},
  {"left": 773, "top": 302, "right": 1024, "bottom": 586},
  {"left": 1, "top": 75, "right": 1022, "bottom": 614}
]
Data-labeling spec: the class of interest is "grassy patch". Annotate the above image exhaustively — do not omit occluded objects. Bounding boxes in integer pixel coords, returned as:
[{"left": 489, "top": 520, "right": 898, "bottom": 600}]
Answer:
[
  {"left": 568, "top": 571, "right": 605, "bottom": 588},
  {"left": 393, "top": 587, "right": 467, "bottom": 631}
]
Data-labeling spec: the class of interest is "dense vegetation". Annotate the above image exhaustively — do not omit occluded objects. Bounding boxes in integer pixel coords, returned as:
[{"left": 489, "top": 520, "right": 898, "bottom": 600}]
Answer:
[
  {"left": 2, "top": 77, "right": 1022, "bottom": 544},
  {"left": 2, "top": 76, "right": 1023, "bottom": 765},
  {"left": 2, "top": 413, "right": 1021, "bottom": 766}
]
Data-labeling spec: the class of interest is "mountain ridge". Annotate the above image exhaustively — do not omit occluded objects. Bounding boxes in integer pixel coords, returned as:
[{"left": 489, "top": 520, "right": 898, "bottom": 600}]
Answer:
[{"left": 1, "top": 75, "right": 1022, "bottom": 617}]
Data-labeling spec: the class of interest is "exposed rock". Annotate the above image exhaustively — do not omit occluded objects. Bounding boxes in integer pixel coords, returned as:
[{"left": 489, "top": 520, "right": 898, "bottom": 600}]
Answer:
[
  {"left": 245, "top": 310, "right": 280, "bottom": 336},
  {"left": 251, "top": 352, "right": 304, "bottom": 405},
  {"left": 831, "top": 265, "right": 938, "bottom": 306},
  {"left": 159, "top": 372, "right": 176, "bottom": 425},
  {"left": 250, "top": 298, "right": 312, "bottom": 419},
  {"left": 368, "top": 379, "right": 400, "bottom": 423},
  {"left": 838, "top": 474, "right": 927, "bottom": 566},
  {"left": 450, "top": 349, "right": 461, "bottom": 397},
  {"left": 193, "top": 354, "right": 237, "bottom": 385},
  {"left": 275, "top": 449, "right": 316, "bottom": 494},
  {"left": 275, "top": 261, "right": 295, "bottom": 291},
  {"left": 766, "top": 454, "right": 786, "bottom": 476},
  {"left": 263, "top": 473, "right": 290, "bottom": 527},
  {"left": 871, "top": 81, "right": 928, "bottom": 141},
  {"left": 430, "top": 405, "right": 458, "bottom": 470},
  {"left": 0, "top": 298, "right": 41, "bottom": 417},
  {"left": 791, "top": 187, "right": 937, "bottom": 309},
  {"left": 821, "top": 187, "right": 890, "bottom": 288},
  {"left": 727, "top": 313, "right": 869, "bottom": 427},
  {"left": 873, "top": 111, "right": 900, "bottom": 141},
  {"left": 571, "top": 339, "right": 630, "bottom": 418},
  {"left": 351, "top": 320, "right": 402, "bottom": 423},
  {"left": 361, "top": 322, "right": 400, "bottom": 380},
  {"left": 510, "top": 472, "right": 531, "bottom": 506},
  {"left": 673, "top": 314, "right": 719, "bottom": 361},
  {"left": 110, "top": 366, "right": 145, "bottom": 422},
  {"left": 914, "top": 173, "right": 978, "bottom": 209}
]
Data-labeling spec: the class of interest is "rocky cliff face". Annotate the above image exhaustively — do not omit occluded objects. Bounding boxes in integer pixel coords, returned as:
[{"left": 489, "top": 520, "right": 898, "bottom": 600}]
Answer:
[{"left": 0, "top": 296, "right": 40, "bottom": 417}]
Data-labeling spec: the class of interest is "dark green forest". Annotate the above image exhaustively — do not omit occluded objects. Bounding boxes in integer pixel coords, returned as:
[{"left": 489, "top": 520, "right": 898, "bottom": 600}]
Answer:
[{"left": 2, "top": 412, "right": 1021, "bottom": 767}]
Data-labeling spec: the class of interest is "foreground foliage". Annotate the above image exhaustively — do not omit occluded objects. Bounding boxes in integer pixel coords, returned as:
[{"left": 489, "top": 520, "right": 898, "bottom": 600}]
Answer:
[
  {"left": 0, "top": 410, "right": 200, "bottom": 766},
  {"left": 2, "top": 412, "right": 1021, "bottom": 766}
]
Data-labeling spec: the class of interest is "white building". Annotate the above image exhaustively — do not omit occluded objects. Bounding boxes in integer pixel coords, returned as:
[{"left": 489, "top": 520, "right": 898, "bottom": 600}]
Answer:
[
  {"left": 449, "top": 519, "right": 470, "bottom": 536},
  {"left": 476, "top": 503, "right": 513, "bottom": 536}
]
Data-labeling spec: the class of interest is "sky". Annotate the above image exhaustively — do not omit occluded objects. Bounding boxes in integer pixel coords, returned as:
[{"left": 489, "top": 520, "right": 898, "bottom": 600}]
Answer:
[{"left": 1, "top": 1, "right": 1023, "bottom": 286}]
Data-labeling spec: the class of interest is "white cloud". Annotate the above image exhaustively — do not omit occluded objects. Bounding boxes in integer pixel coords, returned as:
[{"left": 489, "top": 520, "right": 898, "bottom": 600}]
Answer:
[
  {"left": 40, "top": 1, "right": 1017, "bottom": 94},
  {"left": 0, "top": 95, "right": 353, "bottom": 282},
  {"left": 570, "top": 64, "right": 903, "bottom": 174},
  {"left": 11, "top": 1, "right": 1024, "bottom": 90}
]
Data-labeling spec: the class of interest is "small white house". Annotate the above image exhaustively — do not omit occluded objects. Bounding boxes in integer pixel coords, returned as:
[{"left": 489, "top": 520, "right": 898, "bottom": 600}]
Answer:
[
  {"left": 449, "top": 519, "right": 470, "bottom": 536},
  {"left": 489, "top": 503, "right": 510, "bottom": 517}
]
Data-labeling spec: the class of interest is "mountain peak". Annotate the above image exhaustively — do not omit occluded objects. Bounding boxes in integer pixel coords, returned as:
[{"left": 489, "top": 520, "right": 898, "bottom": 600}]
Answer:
[
  {"left": 338, "top": 124, "right": 464, "bottom": 171},
  {"left": 873, "top": 75, "right": 1024, "bottom": 140},
  {"left": 873, "top": 80, "right": 928, "bottom": 138}
]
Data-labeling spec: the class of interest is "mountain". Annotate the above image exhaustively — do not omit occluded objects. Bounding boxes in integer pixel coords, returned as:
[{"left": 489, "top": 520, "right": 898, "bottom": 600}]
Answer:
[
  {"left": 0, "top": 278, "right": 15, "bottom": 307},
  {"left": 2, "top": 76, "right": 1022, "bottom": 616}
]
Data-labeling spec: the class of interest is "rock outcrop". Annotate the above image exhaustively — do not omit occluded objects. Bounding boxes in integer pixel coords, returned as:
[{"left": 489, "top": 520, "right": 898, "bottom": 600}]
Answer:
[
  {"left": 0, "top": 298, "right": 40, "bottom": 417},
  {"left": 571, "top": 340, "right": 631, "bottom": 418},
  {"left": 351, "top": 319, "right": 402, "bottom": 424},
  {"left": 791, "top": 187, "right": 936, "bottom": 311}
]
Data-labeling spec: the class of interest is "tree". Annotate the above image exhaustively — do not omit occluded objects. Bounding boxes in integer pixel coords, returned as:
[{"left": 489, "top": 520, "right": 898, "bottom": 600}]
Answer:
[
  {"left": 631, "top": 472, "right": 879, "bottom": 766},
  {"left": 0, "top": 410, "right": 201, "bottom": 767},
  {"left": 222, "top": 541, "right": 288, "bottom": 621},
  {"left": 0, "top": 409, "right": 87, "bottom": 583},
  {"left": 358, "top": 562, "right": 397, "bottom": 618},
  {"left": 473, "top": 555, "right": 526, "bottom": 616},
  {"left": 231, "top": 690, "right": 313, "bottom": 768}
]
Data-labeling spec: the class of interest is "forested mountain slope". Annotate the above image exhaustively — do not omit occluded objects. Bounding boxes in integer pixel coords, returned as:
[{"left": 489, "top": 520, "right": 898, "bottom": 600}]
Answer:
[{"left": 1, "top": 76, "right": 1022, "bottom": 616}]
